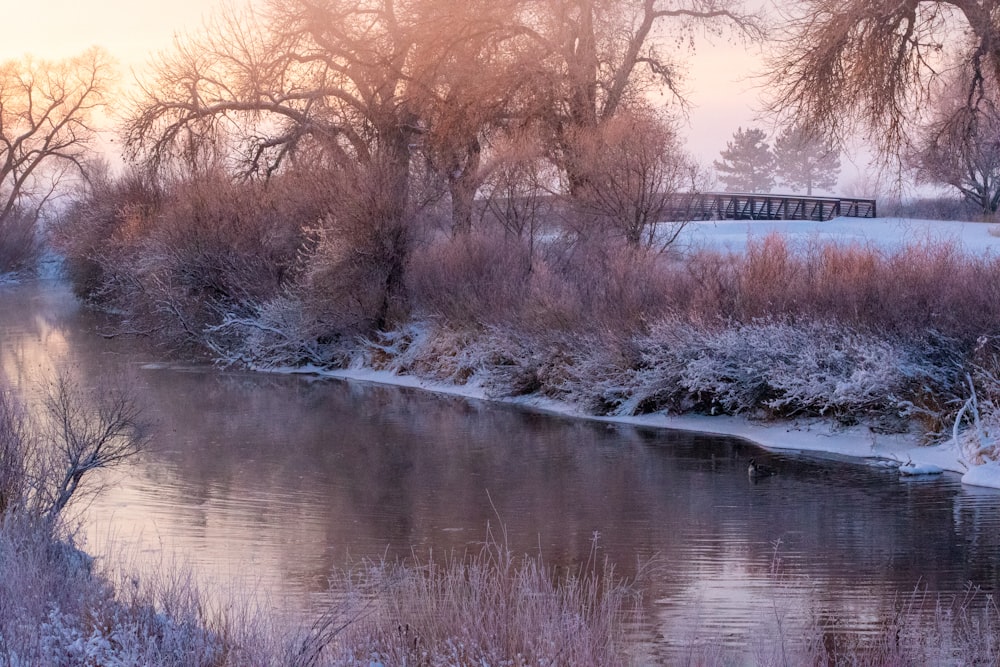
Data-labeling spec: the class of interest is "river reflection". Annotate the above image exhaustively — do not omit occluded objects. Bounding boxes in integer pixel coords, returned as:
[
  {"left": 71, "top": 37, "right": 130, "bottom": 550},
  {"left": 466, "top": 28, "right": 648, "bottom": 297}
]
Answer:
[{"left": 4, "top": 280, "right": 1000, "bottom": 662}]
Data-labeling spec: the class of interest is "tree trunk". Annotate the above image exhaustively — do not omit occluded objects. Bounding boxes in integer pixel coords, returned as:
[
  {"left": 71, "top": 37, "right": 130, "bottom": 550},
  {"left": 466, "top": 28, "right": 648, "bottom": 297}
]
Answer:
[
  {"left": 448, "top": 139, "right": 482, "bottom": 235},
  {"left": 372, "top": 129, "right": 413, "bottom": 331}
]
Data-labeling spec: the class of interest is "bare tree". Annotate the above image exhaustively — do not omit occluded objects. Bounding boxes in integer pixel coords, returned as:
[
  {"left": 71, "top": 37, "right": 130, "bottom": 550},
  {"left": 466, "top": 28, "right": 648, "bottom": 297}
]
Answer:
[
  {"left": 0, "top": 374, "right": 148, "bottom": 526},
  {"left": 38, "top": 374, "right": 149, "bottom": 523},
  {"left": 126, "top": 0, "right": 541, "bottom": 326},
  {"left": 0, "top": 48, "right": 113, "bottom": 272},
  {"left": 478, "top": 133, "right": 556, "bottom": 268},
  {"left": 571, "top": 111, "right": 695, "bottom": 249},
  {"left": 911, "top": 68, "right": 1000, "bottom": 215},
  {"left": 765, "top": 0, "right": 1000, "bottom": 160},
  {"left": 406, "top": 0, "right": 546, "bottom": 234},
  {"left": 522, "top": 0, "right": 764, "bottom": 195}
]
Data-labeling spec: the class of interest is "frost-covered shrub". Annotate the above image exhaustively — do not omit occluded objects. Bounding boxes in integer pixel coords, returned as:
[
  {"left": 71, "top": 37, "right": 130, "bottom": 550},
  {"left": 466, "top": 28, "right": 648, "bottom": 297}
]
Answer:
[
  {"left": 519, "top": 318, "right": 959, "bottom": 424},
  {"left": 664, "top": 320, "right": 955, "bottom": 421},
  {"left": 56, "top": 169, "right": 314, "bottom": 348},
  {"left": 956, "top": 340, "right": 1000, "bottom": 464},
  {"left": 50, "top": 169, "right": 162, "bottom": 301},
  {"left": 337, "top": 317, "right": 960, "bottom": 428},
  {"left": 206, "top": 294, "right": 352, "bottom": 369}
]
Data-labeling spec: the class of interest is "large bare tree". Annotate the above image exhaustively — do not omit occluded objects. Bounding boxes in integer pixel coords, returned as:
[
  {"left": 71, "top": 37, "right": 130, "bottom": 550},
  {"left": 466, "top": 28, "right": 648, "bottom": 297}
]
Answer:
[
  {"left": 766, "top": 0, "right": 1000, "bottom": 159},
  {"left": 519, "top": 0, "right": 763, "bottom": 194},
  {"left": 127, "top": 1, "right": 446, "bottom": 328},
  {"left": 126, "top": 0, "right": 763, "bottom": 208},
  {"left": 0, "top": 48, "right": 112, "bottom": 271},
  {"left": 912, "top": 67, "right": 1000, "bottom": 214}
]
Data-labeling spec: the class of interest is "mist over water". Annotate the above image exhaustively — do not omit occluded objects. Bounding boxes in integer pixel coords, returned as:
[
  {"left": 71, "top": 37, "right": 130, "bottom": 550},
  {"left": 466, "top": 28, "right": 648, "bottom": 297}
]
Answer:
[{"left": 4, "top": 279, "right": 1000, "bottom": 661}]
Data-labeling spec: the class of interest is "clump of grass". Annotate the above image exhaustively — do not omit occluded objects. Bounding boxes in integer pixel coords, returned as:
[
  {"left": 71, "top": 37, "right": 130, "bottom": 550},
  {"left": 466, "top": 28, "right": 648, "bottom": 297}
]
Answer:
[{"left": 291, "top": 532, "right": 638, "bottom": 666}]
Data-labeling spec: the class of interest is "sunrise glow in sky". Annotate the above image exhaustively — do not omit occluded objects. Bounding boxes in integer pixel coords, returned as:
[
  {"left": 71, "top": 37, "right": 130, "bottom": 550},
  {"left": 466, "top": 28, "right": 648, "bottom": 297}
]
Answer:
[
  {"left": 3, "top": 1, "right": 227, "bottom": 63},
  {"left": 5, "top": 0, "right": 763, "bottom": 163}
]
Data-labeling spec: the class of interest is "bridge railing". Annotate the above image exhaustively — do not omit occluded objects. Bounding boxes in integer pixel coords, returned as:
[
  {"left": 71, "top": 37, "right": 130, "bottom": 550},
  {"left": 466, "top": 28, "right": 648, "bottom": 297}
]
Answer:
[{"left": 665, "top": 193, "right": 877, "bottom": 221}]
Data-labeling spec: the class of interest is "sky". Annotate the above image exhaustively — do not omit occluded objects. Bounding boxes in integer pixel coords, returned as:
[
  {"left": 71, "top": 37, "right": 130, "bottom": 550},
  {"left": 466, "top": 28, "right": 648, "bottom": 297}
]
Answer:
[{"left": 2, "top": 1, "right": 768, "bottom": 174}]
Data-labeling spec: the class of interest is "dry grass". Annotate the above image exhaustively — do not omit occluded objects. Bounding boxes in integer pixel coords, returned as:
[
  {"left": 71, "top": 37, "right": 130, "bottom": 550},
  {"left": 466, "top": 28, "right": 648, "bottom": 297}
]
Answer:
[
  {"left": 291, "top": 533, "right": 637, "bottom": 666},
  {"left": 666, "top": 234, "right": 1000, "bottom": 345}
]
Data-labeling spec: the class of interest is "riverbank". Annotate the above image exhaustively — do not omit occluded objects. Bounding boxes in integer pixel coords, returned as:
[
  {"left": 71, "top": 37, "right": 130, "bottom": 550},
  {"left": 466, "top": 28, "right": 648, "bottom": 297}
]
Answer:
[{"left": 271, "top": 360, "right": 986, "bottom": 485}]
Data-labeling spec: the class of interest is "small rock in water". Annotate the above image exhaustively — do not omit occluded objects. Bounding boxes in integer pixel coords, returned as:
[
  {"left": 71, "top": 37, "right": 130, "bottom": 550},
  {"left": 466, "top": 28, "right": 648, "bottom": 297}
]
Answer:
[{"left": 898, "top": 463, "right": 944, "bottom": 476}]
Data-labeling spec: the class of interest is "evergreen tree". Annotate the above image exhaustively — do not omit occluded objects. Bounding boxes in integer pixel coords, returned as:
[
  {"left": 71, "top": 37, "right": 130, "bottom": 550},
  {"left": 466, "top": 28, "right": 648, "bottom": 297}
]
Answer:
[
  {"left": 773, "top": 124, "right": 841, "bottom": 195},
  {"left": 713, "top": 127, "right": 775, "bottom": 192}
]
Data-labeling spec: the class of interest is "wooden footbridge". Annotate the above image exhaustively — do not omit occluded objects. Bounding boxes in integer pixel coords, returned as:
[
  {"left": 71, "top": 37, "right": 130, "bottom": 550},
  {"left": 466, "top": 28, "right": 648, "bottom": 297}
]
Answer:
[{"left": 666, "top": 192, "right": 877, "bottom": 221}]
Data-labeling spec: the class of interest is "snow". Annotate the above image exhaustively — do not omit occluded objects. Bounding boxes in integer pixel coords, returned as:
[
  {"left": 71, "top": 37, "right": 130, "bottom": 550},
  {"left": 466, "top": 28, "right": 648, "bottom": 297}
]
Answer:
[
  {"left": 684, "top": 216, "right": 1000, "bottom": 254},
  {"left": 962, "top": 461, "right": 1000, "bottom": 489},
  {"left": 898, "top": 463, "right": 945, "bottom": 476}
]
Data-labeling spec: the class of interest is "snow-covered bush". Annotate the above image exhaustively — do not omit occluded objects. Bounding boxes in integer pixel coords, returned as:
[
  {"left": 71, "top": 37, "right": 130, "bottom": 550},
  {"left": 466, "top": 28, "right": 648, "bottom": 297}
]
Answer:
[
  {"left": 325, "top": 317, "right": 963, "bottom": 430},
  {"left": 205, "top": 294, "right": 351, "bottom": 369},
  {"left": 955, "top": 339, "right": 1000, "bottom": 464},
  {"left": 674, "top": 320, "right": 948, "bottom": 420}
]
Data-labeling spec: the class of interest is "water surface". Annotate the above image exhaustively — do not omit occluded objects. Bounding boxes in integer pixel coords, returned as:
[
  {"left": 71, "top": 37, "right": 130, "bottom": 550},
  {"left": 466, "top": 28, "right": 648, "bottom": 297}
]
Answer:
[{"left": 3, "top": 279, "right": 1000, "bottom": 661}]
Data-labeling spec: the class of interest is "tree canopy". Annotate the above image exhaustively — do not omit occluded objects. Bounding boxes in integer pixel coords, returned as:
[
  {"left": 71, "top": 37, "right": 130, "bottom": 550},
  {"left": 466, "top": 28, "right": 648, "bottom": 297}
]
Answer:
[
  {"left": 0, "top": 48, "right": 112, "bottom": 225},
  {"left": 713, "top": 126, "right": 775, "bottom": 192},
  {"left": 126, "top": 0, "right": 763, "bottom": 228},
  {"left": 773, "top": 124, "right": 841, "bottom": 195},
  {"left": 765, "top": 0, "right": 1000, "bottom": 161}
]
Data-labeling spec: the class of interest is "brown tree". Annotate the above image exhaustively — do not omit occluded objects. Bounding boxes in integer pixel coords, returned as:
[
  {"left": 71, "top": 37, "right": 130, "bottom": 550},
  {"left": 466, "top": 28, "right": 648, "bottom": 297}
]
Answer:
[
  {"left": 521, "top": 0, "right": 764, "bottom": 194},
  {"left": 911, "top": 68, "right": 1000, "bottom": 215},
  {"left": 127, "top": 1, "right": 435, "bottom": 329},
  {"left": 406, "top": 0, "right": 546, "bottom": 233},
  {"left": 766, "top": 0, "right": 1000, "bottom": 159},
  {"left": 571, "top": 110, "right": 695, "bottom": 249},
  {"left": 0, "top": 48, "right": 113, "bottom": 272}
]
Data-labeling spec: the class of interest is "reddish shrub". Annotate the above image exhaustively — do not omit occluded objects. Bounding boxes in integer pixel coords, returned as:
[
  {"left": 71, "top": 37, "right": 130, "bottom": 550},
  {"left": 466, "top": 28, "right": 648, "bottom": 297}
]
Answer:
[{"left": 408, "top": 231, "right": 533, "bottom": 325}]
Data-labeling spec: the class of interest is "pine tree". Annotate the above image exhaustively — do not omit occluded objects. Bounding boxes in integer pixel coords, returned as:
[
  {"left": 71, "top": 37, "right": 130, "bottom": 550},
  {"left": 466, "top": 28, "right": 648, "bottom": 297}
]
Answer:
[
  {"left": 713, "top": 127, "right": 775, "bottom": 192},
  {"left": 773, "top": 124, "right": 841, "bottom": 195}
]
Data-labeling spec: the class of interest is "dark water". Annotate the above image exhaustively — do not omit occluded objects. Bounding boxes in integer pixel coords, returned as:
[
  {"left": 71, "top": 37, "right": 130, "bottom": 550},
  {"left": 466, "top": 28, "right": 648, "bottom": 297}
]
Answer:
[{"left": 4, "top": 280, "right": 1000, "bottom": 661}]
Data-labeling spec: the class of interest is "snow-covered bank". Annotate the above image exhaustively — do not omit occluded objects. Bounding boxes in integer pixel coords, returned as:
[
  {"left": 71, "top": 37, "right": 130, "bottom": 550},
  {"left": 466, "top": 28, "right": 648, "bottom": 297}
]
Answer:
[{"left": 267, "top": 361, "right": 1000, "bottom": 490}]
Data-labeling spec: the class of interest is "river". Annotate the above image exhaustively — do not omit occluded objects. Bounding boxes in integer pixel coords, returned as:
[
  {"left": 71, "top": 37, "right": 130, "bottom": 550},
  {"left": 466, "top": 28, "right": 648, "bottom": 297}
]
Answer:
[{"left": 3, "top": 279, "right": 1000, "bottom": 662}]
